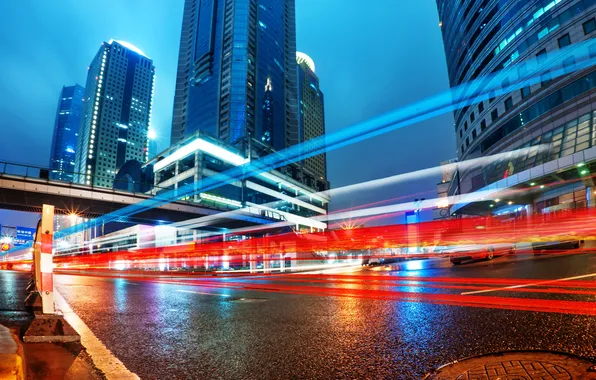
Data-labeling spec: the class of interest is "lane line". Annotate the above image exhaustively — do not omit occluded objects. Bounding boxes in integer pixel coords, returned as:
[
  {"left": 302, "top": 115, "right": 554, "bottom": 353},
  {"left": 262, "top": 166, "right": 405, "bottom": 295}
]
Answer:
[
  {"left": 461, "top": 272, "right": 596, "bottom": 295},
  {"left": 176, "top": 289, "right": 230, "bottom": 297},
  {"left": 54, "top": 288, "right": 140, "bottom": 380}
]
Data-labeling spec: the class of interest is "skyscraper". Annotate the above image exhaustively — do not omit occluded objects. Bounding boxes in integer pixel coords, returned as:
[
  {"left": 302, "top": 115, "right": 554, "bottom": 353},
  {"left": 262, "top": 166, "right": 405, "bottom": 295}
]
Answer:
[
  {"left": 74, "top": 40, "right": 155, "bottom": 188},
  {"left": 296, "top": 52, "right": 326, "bottom": 180},
  {"left": 49, "top": 84, "right": 85, "bottom": 181},
  {"left": 171, "top": 0, "right": 299, "bottom": 152},
  {"left": 437, "top": 0, "right": 596, "bottom": 215}
]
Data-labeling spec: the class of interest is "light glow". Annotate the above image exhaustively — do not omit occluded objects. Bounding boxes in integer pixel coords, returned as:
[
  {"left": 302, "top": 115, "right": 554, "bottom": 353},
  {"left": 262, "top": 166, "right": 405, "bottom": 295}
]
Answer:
[
  {"left": 108, "top": 39, "right": 149, "bottom": 58},
  {"left": 153, "top": 138, "right": 248, "bottom": 171},
  {"left": 296, "top": 52, "right": 315, "bottom": 73}
]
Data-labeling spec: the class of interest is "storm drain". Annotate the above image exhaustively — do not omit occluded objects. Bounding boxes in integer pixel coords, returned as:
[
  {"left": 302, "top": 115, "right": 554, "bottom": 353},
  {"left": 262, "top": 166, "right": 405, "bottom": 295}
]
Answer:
[{"left": 425, "top": 351, "right": 596, "bottom": 380}]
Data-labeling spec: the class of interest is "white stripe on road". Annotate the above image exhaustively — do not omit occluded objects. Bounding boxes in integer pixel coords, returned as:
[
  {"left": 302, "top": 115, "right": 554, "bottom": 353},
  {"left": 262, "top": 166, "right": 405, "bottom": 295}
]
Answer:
[
  {"left": 176, "top": 289, "right": 230, "bottom": 297},
  {"left": 54, "top": 289, "right": 140, "bottom": 380},
  {"left": 461, "top": 272, "right": 596, "bottom": 295}
]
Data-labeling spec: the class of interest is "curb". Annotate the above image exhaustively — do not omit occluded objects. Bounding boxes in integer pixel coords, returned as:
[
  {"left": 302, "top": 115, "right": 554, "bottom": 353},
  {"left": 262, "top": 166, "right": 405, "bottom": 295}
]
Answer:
[{"left": 0, "top": 325, "right": 26, "bottom": 380}]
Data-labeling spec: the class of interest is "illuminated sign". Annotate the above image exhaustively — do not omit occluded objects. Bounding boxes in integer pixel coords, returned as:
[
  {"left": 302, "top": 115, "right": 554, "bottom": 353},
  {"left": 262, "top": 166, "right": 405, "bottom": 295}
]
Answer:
[
  {"left": 1, "top": 243, "right": 9, "bottom": 251},
  {"left": 15, "top": 227, "right": 36, "bottom": 246}
]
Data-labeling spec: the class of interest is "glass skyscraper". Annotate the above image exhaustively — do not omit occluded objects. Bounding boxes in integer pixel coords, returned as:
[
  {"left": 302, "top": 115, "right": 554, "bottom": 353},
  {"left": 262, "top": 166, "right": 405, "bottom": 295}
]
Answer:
[
  {"left": 171, "top": 0, "right": 299, "bottom": 153},
  {"left": 296, "top": 52, "right": 326, "bottom": 180},
  {"left": 74, "top": 40, "right": 155, "bottom": 188},
  {"left": 437, "top": 0, "right": 596, "bottom": 208},
  {"left": 49, "top": 84, "right": 85, "bottom": 181}
]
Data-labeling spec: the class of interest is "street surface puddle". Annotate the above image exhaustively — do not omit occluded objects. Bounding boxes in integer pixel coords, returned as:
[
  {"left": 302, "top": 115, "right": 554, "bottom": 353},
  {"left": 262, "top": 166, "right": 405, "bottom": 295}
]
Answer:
[{"left": 227, "top": 297, "right": 267, "bottom": 303}]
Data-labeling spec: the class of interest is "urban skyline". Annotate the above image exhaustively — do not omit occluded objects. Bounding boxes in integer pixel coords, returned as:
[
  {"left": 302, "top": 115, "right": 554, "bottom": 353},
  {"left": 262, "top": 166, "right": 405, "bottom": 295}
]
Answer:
[
  {"left": 0, "top": 1, "right": 453, "bottom": 216},
  {"left": 1, "top": 2, "right": 596, "bottom": 379}
]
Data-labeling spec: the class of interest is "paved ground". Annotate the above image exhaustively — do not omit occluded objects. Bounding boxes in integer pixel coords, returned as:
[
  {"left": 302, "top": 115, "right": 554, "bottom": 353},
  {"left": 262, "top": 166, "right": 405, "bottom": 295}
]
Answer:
[
  {"left": 0, "top": 270, "right": 32, "bottom": 331},
  {"left": 43, "top": 252, "right": 596, "bottom": 379}
]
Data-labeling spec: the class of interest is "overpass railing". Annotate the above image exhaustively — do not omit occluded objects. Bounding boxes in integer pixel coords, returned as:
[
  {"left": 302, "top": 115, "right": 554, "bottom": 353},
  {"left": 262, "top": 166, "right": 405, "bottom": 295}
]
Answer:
[{"left": 0, "top": 160, "right": 156, "bottom": 192}]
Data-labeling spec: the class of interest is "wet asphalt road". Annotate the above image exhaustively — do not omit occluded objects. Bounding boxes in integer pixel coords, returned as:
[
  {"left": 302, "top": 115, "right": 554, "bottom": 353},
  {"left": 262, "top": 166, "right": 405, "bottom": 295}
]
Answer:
[
  {"left": 0, "top": 270, "right": 33, "bottom": 329},
  {"left": 3, "top": 253, "right": 596, "bottom": 379}
]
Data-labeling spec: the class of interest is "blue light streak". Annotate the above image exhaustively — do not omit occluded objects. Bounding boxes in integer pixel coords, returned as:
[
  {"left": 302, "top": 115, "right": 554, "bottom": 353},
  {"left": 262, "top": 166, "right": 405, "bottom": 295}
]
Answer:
[{"left": 38, "top": 42, "right": 596, "bottom": 241}]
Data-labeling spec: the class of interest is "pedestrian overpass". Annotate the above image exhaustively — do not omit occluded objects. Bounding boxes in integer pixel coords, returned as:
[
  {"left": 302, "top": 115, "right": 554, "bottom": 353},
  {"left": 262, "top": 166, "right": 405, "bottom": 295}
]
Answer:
[{"left": 0, "top": 161, "right": 270, "bottom": 229}]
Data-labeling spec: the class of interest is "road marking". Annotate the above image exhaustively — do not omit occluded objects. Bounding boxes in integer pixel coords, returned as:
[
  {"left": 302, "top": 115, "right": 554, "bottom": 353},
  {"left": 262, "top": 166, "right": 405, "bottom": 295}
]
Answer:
[
  {"left": 461, "top": 272, "right": 596, "bottom": 295},
  {"left": 54, "top": 289, "right": 140, "bottom": 380},
  {"left": 176, "top": 289, "right": 230, "bottom": 297}
]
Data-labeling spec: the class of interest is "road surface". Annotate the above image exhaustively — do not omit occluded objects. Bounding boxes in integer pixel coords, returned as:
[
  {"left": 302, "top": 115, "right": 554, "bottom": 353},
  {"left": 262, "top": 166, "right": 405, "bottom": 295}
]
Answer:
[{"left": 3, "top": 252, "right": 595, "bottom": 379}]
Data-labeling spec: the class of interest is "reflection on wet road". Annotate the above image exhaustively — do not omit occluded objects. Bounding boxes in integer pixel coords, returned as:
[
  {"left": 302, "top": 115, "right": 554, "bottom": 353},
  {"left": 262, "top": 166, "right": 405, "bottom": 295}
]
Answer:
[{"left": 55, "top": 254, "right": 596, "bottom": 379}]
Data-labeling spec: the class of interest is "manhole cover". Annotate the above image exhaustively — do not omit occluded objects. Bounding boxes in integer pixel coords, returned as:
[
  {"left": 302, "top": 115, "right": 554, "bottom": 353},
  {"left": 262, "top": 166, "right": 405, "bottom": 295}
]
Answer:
[{"left": 425, "top": 352, "right": 596, "bottom": 380}]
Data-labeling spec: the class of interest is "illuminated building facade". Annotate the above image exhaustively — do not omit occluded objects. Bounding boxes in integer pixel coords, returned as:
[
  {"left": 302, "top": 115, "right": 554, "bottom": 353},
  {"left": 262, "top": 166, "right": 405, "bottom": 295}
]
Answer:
[
  {"left": 49, "top": 84, "right": 85, "bottom": 181},
  {"left": 146, "top": 131, "right": 328, "bottom": 232},
  {"left": 171, "top": 0, "right": 299, "bottom": 153},
  {"left": 437, "top": 0, "right": 596, "bottom": 215},
  {"left": 74, "top": 40, "right": 155, "bottom": 188},
  {"left": 296, "top": 52, "right": 327, "bottom": 180}
]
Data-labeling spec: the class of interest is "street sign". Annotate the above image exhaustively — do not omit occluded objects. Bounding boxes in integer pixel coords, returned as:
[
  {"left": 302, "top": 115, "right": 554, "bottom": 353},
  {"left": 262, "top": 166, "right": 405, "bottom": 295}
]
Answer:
[{"left": 15, "top": 226, "right": 36, "bottom": 246}]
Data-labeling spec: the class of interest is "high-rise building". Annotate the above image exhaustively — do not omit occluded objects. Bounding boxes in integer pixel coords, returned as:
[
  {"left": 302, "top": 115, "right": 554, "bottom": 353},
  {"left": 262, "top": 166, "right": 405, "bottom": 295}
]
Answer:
[
  {"left": 296, "top": 52, "right": 326, "bottom": 180},
  {"left": 437, "top": 0, "right": 596, "bottom": 215},
  {"left": 74, "top": 40, "right": 155, "bottom": 188},
  {"left": 171, "top": 0, "right": 299, "bottom": 152},
  {"left": 49, "top": 84, "right": 85, "bottom": 181}
]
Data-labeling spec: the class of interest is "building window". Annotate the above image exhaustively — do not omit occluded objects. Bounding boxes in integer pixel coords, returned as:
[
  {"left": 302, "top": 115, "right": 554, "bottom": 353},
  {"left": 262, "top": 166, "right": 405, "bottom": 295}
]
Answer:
[
  {"left": 521, "top": 86, "right": 531, "bottom": 99},
  {"left": 536, "top": 49, "right": 547, "bottom": 63},
  {"left": 583, "top": 18, "right": 596, "bottom": 35},
  {"left": 464, "top": 121, "right": 468, "bottom": 131},
  {"left": 541, "top": 71, "right": 552, "bottom": 87},
  {"left": 590, "top": 43, "right": 596, "bottom": 59},
  {"left": 558, "top": 34, "right": 571, "bottom": 48},
  {"left": 504, "top": 97, "right": 513, "bottom": 112},
  {"left": 461, "top": 144, "right": 465, "bottom": 153},
  {"left": 472, "top": 129, "right": 477, "bottom": 139},
  {"left": 459, "top": 129, "right": 463, "bottom": 138},
  {"left": 501, "top": 77, "right": 510, "bottom": 90},
  {"left": 491, "top": 109, "right": 498, "bottom": 122},
  {"left": 466, "top": 137, "right": 470, "bottom": 147},
  {"left": 481, "top": 120, "right": 487, "bottom": 131},
  {"left": 478, "top": 102, "right": 484, "bottom": 113},
  {"left": 470, "top": 112, "right": 475, "bottom": 123},
  {"left": 563, "top": 56, "right": 576, "bottom": 74}
]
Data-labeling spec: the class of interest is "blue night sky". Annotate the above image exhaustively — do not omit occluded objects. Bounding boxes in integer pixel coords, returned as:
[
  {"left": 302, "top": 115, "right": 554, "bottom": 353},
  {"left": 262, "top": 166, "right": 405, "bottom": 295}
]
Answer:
[{"left": 0, "top": 0, "right": 455, "bottom": 223}]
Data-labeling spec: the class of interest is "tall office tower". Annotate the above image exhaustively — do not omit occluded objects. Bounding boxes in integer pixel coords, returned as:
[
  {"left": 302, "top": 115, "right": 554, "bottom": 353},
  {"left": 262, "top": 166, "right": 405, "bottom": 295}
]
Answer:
[
  {"left": 296, "top": 52, "right": 326, "bottom": 180},
  {"left": 171, "top": 0, "right": 299, "bottom": 152},
  {"left": 74, "top": 40, "right": 155, "bottom": 188},
  {"left": 49, "top": 84, "right": 85, "bottom": 181},
  {"left": 437, "top": 0, "right": 596, "bottom": 215}
]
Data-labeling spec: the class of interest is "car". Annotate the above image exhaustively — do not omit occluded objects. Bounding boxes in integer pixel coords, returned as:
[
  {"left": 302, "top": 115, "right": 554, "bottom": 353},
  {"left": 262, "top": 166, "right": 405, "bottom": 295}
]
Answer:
[
  {"left": 448, "top": 243, "right": 516, "bottom": 265},
  {"left": 532, "top": 240, "right": 583, "bottom": 255}
]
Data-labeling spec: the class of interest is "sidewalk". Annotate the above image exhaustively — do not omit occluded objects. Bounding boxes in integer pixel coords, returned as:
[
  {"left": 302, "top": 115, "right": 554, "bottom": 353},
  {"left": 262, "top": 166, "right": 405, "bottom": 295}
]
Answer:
[
  {"left": 0, "top": 270, "right": 104, "bottom": 379},
  {"left": 0, "top": 325, "right": 25, "bottom": 380}
]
